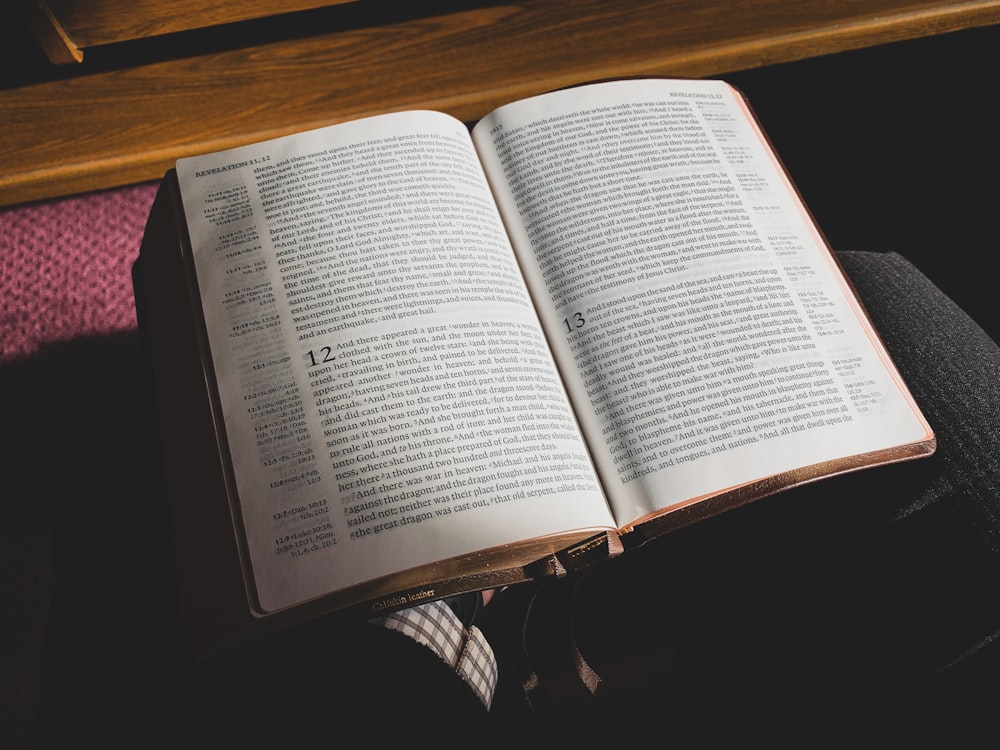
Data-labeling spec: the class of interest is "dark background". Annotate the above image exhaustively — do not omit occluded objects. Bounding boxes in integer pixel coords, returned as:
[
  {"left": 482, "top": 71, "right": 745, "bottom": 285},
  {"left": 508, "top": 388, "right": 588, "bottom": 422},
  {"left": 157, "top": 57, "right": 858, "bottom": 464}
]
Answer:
[{"left": 724, "top": 25, "right": 998, "bottom": 345}]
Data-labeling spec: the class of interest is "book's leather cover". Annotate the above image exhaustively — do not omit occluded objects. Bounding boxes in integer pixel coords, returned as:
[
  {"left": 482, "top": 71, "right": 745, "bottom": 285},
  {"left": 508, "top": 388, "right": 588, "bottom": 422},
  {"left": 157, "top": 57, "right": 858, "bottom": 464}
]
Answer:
[{"left": 136, "top": 84, "right": 936, "bottom": 655}]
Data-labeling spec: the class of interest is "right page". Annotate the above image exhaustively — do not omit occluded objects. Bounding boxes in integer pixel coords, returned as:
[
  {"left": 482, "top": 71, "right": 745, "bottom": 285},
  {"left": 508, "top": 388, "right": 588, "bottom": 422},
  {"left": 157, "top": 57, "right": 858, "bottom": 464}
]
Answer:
[{"left": 472, "top": 78, "right": 934, "bottom": 534}]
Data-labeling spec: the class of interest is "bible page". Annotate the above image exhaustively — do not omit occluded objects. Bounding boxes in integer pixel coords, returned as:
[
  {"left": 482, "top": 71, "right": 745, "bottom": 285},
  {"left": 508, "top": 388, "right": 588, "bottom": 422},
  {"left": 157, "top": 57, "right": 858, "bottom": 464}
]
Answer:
[
  {"left": 472, "top": 79, "right": 932, "bottom": 529},
  {"left": 175, "top": 110, "right": 613, "bottom": 613}
]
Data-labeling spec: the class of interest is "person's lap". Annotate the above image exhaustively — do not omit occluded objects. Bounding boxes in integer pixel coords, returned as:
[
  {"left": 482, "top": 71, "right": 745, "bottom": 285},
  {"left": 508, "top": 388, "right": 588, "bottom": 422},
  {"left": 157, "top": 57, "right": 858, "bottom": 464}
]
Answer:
[
  {"left": 481, "top": 251, "right": 1000, "bottom": 745},
  {"left": 35, "top": 251, "right": 998, "bottom": 748}
]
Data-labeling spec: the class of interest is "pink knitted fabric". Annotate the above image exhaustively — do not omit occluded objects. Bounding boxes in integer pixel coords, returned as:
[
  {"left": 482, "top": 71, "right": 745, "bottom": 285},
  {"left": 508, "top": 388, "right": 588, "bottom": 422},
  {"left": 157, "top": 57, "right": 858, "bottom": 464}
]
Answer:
[{"left": 0, "top": 182, "right": 159, "bottom": 362}]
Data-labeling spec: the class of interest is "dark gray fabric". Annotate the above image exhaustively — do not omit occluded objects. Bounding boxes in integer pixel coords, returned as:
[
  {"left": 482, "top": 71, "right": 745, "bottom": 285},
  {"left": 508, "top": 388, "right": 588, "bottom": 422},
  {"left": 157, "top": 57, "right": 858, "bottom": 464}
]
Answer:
[{"left": 837, "top": 251, "right": 1000, "bottom": 551}]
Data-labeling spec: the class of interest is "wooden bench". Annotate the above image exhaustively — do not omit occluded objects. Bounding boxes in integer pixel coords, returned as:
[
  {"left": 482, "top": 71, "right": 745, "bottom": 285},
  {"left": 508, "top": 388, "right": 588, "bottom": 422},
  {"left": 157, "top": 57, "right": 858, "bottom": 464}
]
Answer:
[{"left": 3, "top": 0, "right": 1000, "bottom": 207}]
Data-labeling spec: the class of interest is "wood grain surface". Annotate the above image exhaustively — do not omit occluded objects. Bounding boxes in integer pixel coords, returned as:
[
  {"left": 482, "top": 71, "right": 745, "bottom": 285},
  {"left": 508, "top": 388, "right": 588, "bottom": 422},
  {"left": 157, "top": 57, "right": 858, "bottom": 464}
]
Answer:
[{"left": 3, "top": 0, "right": 999, "bottom": 207}]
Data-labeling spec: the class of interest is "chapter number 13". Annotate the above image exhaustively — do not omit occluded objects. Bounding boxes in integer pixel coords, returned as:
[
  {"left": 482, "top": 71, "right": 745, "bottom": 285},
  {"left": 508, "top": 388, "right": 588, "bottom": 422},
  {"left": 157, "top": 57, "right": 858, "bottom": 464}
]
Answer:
[{"left": 562, "top": 312, "right": 585, "bottom": 333}]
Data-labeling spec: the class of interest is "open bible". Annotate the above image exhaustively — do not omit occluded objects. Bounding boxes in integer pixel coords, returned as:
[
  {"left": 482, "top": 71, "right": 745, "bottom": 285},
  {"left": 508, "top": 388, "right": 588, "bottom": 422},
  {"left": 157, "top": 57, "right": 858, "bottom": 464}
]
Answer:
[{"left": 136, "top": 78, "right": 934, "bottom": 659}]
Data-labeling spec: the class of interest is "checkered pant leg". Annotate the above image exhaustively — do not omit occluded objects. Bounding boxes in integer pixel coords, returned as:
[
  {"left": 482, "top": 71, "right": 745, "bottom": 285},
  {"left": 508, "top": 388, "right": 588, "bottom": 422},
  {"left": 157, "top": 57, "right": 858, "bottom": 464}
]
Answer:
[{"left": 371, "top": 600, "right": 498, "bottom": 708}]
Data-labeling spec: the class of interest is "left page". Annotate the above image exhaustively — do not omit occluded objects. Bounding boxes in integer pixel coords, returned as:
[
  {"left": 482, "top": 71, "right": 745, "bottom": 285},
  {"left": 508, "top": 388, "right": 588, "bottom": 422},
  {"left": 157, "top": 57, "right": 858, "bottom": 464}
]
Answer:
[{"left": 174, "top": 110, "right": 614, "bottom": 614}]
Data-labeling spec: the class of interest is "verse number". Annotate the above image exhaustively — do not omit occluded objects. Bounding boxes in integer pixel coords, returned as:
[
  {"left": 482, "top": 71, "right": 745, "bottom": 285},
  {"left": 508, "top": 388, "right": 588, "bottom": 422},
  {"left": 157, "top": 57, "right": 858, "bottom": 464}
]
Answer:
[
  {"left": 305, "top": 346, "right": 335, "bottom": 367},
  {"left": 562, "top": 312, "right": 585, "bottom": 333}
]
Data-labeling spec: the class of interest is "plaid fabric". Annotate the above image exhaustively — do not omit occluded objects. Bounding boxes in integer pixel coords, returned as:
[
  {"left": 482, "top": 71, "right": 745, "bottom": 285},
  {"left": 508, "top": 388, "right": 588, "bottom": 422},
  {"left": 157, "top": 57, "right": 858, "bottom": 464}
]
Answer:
[
  {"left": 372, "top": 599, "right": 498, "bottom": 708},
  {"left": 454, "top": 622, "right": 498, "bottom": 708}
]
